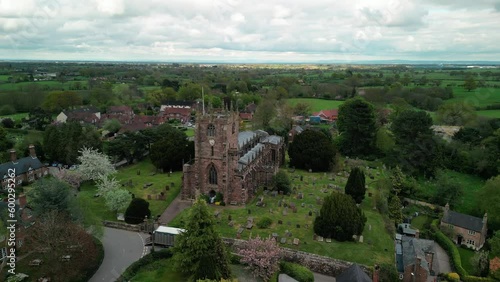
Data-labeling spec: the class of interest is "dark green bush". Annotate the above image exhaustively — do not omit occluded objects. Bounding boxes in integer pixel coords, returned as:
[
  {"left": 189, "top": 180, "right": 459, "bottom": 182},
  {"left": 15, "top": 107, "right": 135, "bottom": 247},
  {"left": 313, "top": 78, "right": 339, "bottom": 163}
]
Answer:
[
  {"left": 462, "top": 276, "right": 496, "bottom": 282},
  {"left": 280, "top": 261, "right": 314, "bottom": 282},
  {"left": 257, "top": 217, "right": 273, "bottom": 229}
]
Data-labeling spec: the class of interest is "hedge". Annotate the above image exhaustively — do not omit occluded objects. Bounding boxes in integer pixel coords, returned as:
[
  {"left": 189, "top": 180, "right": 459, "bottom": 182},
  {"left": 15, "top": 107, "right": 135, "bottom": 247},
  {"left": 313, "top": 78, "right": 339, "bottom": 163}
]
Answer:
[
  {"left": 117, "top": 249, "right": 173, "bottom": 281},
  {"left": 430, "top": 219, "right": 467, "bottom": 277},
  {"left": 280, "top": 261, "right": 314, "bottom": 282},
  {"left": 462, "top": 276, "right": 497, "bottom": 282}
]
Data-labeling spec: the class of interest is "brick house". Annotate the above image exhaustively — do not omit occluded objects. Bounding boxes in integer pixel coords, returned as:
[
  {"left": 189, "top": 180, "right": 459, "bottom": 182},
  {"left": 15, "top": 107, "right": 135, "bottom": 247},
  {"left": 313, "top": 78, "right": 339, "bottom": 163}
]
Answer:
[
  {"left": 56, "top": 106, "right": 101, "bottom": 125},
  {"left": 1, "top": 146, "right": 48, "bottom": 189},
  {"left": 182, "top": 110, "right": 284, "bottom": 205},
  {"left": 397, "top": 236, "right": 437, "bottom": 282},
  {"left": 440, "top": 203, "right": 487, "bottom": 250}
]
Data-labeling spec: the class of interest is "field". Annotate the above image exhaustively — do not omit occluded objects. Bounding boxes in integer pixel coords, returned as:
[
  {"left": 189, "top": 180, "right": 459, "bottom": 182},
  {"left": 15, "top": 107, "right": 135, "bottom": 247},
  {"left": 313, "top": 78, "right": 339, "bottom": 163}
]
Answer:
[
  {"left": 0, "top": 112, "right": 28, "bottom": 121},
  {"left": 77, "top": 159, "right": 183, "bottom": 222},
  {"left": 5, "top": 128, "right": 44, "bottom": 147},
  {"left": 0, "top": 80, "right": 88, "bottom": 91},
  {"left": 476, "top": 110, "right": 500, "bottom": 118},
  {"left": 446, "top": 87, "right": 500, "bottom": 108},
  {"left": 287, "top": 98, "right": 344, "bottom": 112},
  {"left": 170, "top": 166, "right": 395, "bottom": 266}
]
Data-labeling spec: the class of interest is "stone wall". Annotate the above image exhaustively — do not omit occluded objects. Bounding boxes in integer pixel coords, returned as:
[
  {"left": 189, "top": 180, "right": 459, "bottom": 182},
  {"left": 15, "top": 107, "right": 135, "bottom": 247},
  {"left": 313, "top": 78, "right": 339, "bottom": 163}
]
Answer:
[
  {"left": 222, "top": 238, "right": 373, "bottom": 277},
  {"left": 102, "top": 220, "right": 141, "bottom": 232}
]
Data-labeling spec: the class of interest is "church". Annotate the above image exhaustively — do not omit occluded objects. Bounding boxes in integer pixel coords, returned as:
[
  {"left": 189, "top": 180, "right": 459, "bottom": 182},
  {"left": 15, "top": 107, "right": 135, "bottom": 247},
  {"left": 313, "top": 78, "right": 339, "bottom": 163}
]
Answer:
[{"left": 182, "top": 110, "right": 284, "bottom": 204}]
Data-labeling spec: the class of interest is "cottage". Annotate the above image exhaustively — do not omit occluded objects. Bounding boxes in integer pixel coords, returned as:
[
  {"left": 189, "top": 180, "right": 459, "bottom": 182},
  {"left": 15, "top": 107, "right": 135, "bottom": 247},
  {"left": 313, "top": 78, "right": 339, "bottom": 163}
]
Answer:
[
  {"left": 56, "top": 106, "right": 101, "bottom": 125},
  {"left": 311, "top": 109, "right": 338, "bottom": 123},
  {"left": 440, "top": 203, "right": 487, "bottom": 250},
  {"left": 1, "top": 146, "right": 48, "bottom": 189}
]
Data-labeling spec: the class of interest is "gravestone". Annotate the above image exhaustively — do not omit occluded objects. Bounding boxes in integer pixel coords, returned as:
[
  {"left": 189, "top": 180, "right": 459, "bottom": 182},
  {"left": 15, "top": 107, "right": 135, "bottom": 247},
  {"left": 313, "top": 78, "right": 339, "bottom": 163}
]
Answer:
[
  {"left": 237, "top": 227, "right": 244, "bottom": 234},
  {"left": 359, "top": 235, "right": 364, "bottom": 243},
  {"left": 308, "top": 211, "right": 312, "bottom": 216},
  {"left": 272, "top": 233, "right": 278, "bottom": 240},
  {"left": 278, "top": 199, "right": 282, "bottom": 207},
  {"left": 293, "top": 238, "right": 300, "bottom": 245},
  {"left": 301, "top": 203, "right": 305, "bottom": 207},
  {"left": 147, "top": 194, "right": 152, "bottom": 200},
  {"left": 280, "top": 237, "right": 286, "bottom": 244},
  {"left": 165, "top": 185, "right": 170, "bottom": 191},
  {"left": 228, "top": 221, "right": 234, "bottom": 227},
  {"left": 317, "top": 236, "right": 324, "bottom": 242},
  {"left": 282, "top": 209, "right": 288, "bottom": 216},
  {"left": 236, "top": 233, "right": 241, "bottom": 239},
  {"left": 271, "top": 191, "right": 278, "bottom": 197},
  {"left": 292, "top": 206, "right": 297, "bottom": 213},
  {"left": 228, "top": 215, "right": 232, "bottom": 221},
  {"left": 297, "top": 192, "right": 303, "bottom": 199},
  {"left": 326, "top": 238, "right": 332, "bottom": 243}
]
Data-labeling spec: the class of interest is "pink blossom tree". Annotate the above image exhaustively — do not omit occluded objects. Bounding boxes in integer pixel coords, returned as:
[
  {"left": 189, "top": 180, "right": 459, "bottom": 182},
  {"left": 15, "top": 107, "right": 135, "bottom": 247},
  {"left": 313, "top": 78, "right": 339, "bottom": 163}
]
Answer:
[{"left": 237, "top": 235, "right": 282, "bottom": 282}]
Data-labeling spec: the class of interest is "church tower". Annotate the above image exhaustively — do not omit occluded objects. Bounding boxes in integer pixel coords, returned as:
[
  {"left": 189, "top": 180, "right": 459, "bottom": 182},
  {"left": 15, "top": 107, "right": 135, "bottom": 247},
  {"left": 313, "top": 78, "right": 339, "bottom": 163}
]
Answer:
[{"left": 182, "top": 109, "right": 240, "bottom": 202}]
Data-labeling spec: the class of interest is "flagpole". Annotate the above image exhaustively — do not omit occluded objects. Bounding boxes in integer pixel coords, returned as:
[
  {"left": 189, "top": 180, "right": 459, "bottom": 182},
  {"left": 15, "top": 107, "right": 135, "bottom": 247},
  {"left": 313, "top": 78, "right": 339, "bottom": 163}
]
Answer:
[{"left": 202, "top": 87, "right": 205, "bottom": 115}]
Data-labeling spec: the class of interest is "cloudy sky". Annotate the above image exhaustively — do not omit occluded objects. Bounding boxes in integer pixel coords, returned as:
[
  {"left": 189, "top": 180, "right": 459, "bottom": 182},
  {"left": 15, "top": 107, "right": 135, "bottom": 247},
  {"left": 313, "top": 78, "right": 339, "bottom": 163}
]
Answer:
[{"left": 1, "top": 0, "right": 499, "bottom": 62}]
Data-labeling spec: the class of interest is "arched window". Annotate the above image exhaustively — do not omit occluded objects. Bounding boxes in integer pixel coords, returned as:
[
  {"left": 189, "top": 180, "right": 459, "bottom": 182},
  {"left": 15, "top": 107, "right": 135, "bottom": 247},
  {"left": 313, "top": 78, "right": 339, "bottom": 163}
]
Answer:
[
  {"left": 208, "top": 164, "right": 217, "bottom": 185},
  {"left": 207, "top": 124, "right": 216, "bottom": 137},
  {"left": 232, "top": 123, "right": 235, "bottom": 134},
  {"left": 211, "top": 146, "right": 214, "bottom": 156}
]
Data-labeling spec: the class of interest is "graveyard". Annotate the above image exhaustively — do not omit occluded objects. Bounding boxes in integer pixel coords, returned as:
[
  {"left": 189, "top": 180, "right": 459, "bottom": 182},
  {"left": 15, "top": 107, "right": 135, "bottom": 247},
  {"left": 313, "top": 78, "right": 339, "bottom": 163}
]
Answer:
[{"left": 169, "top": 165, "right": 395, "bottom": 266}]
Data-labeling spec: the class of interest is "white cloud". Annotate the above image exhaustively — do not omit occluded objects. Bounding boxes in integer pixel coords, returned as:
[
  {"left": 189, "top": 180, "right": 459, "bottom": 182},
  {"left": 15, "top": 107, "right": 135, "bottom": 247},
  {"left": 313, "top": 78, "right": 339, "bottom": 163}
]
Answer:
[{"left": 0, "top": 0, "right": 498, "bottom": 62}]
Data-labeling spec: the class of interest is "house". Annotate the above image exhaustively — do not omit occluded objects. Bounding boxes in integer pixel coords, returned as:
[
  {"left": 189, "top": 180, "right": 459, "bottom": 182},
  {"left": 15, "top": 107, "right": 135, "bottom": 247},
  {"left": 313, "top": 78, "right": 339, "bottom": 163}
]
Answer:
[
  {"left": 102, "top": 105, "right": 135, "bottom": 125},
  {"left": 239, "top": 112, "right": 253, "bottom": 121},
  {"left": 397, "top": 236, "right": 437, "bottom": 282},
  {"left": 288, "top": 125, "right": 304, "bottom": 143},
  {"left": 431, "top": 126, "right": 461, "bottom": 142},
  {"left": 440, "top": 203, "right": 487, "bottom": 250},
  {"left": 160, "top": 103, "right": 193, "bottom": 124},
  {"left": 56, "top": 106, "right": 101, "bottom": 125},
  {"left": 398, "top": 223, "right": 419, "bottom": 238},
  {"left": 312, "top": 109, "right": 338, "bottom": 122},
  {"left": 1, "top": 146, "right": 48, "bottom": 189},
  {"left": 336, "top": 264, "right": 372, "bottom": 282}
]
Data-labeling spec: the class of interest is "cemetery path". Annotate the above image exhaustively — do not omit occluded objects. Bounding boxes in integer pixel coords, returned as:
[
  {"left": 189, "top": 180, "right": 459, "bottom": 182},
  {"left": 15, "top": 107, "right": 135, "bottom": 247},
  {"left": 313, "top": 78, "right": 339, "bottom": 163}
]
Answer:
[{"left": 158, "top": 193, "right": 192, "bottom": 225}]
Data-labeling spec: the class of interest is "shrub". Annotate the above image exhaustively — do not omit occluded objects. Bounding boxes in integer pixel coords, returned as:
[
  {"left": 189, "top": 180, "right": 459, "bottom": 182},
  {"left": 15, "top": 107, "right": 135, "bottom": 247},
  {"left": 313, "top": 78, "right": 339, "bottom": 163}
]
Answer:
[
  {"left": 124, "top": 198, "right": 151, "bottom": 224},
  {"left": 446, "top": 272, "right": 460, "bottom": 282},
  {"left": 280, "top": 262, "right": 314, "bottom": 282},
  {"left": 257, "top": 217, "right": 273, "bottom": 229}
]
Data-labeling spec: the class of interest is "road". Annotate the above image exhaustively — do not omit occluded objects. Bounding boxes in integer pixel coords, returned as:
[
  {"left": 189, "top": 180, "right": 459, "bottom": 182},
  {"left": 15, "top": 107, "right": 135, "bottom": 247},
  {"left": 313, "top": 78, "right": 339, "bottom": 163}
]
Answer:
[{"left": 90, "top": 227, "right": 147, "bottom": 282}]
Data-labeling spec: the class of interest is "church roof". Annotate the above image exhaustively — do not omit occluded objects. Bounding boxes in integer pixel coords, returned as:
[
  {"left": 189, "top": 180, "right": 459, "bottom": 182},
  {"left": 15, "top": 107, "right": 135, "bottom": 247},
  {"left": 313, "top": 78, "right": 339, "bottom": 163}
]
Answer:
[{"left": 336, "top": 264, "right": 371, "bottom": 282}]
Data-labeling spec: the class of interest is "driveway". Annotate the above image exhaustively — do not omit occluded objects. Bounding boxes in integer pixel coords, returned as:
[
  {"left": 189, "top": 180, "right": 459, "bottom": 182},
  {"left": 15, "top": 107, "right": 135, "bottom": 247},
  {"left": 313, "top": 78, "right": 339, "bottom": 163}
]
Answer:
[
  {"left": 433, "top": 243, "right": 452, "bottom": 274},
  {"left": 158, "top": 193, "right": 192, "bottom": 225},
  {"left": 90, "top": 227, "right": 147, "bottom": 282}
]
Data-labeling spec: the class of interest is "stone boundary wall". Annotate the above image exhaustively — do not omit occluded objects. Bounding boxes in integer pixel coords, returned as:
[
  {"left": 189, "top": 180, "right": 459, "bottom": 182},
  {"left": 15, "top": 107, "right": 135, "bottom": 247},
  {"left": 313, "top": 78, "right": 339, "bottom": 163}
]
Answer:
[
  {"left": 222, "top": 238, "right": 373, "bottom": 277},
  {"left": 404, "top": 198, "right": 444, "bottom": 211},
  {"left": 102, "top": 220, "right": 141, "bottom": 232}
]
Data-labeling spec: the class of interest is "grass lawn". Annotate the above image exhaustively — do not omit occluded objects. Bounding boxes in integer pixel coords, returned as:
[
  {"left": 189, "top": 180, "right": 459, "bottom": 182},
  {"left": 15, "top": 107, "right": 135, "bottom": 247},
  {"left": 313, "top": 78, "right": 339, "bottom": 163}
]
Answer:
[
  {"left": 476, "top": 110, "right": 500, "bottom": 118},
  {"left": 131, "top": 259, "right": 189, "bottom": 281},
  {"left": 77, "top": 159, "right": 183, "bottom": 222},
  {"left": 5, "top": 128, "right": 44, "bottom": 147},
  {"left": 185, "top": 127, "right": 194, "bottom": 137},
  {"left": 0, "top": 112, "right": 28, "bottom": 121},
  {"left": 287, "top": 98, "right": 344, "bottom": 112},
  {"left": 446, "top": 87, "right": 500, "bottom": 108},
  {"left": 170, "top": 167, "right": 394, "bottom": 266},
  {"left": 458, "top": 247, "right": 476, "bottom": 275}
]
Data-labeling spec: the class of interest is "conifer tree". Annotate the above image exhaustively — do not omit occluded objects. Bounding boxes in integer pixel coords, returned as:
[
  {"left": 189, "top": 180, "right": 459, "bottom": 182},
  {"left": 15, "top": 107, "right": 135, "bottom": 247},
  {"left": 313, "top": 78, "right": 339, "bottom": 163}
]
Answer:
[
  {"left": 344, "top": 167, "right": 366, "bottom": 204},
  {"left": 388, "top": 194, "right": 403, "bottom": 225},
  {"left": 173, "top": 198, "right": 232, "bottom": 281}
]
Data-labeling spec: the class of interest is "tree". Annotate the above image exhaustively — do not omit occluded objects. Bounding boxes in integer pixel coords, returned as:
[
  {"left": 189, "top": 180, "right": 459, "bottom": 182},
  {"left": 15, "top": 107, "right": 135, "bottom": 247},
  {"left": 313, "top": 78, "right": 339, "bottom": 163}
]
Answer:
[
  {"left": 124, "top": 198, "right": 151, "bottom": 224},
  {"left": 96, "top": 175, "right": 120, "bottom": 195},
  {"left": 470, "top": 250, "right": 489, "bottom": 277},
  {"left": 24, "top": 211, "right": 99, "bottom": 281},
  {"left": 106, "top": 132, "right": 149, "bottom": 164},
  {"left": 337, "top": 97, "right": 377, "bottom": 157},
  {"left": 477, "top": 176, "right": 500, "bottom": 230},
  {"left": 433, "top": 170, "right": 464, "bottom": 208},
  {"left": 173, "top": 198, "right": 232, "bottom": 281},
  {"left": 288, "top": 129, "right": 336, "bottom": 172},
  {"left": 52, "top": 169, "right": 83, "bottom": 190},
  {"left": 388, "top": 194, "right": 403, "bottom": 225},
  {"left": 42, "top": 91, "right": 82, "bottom": 112},
  {"left": 178, "top": 82, "right": 201, "bottom": 101},
  {"left": 292, "top": 102, "right": 311, "bottom": 116},
  {"left": 26, "top": 178, "right": 78, "bottom": 217},
  {"left": 237, "top": 236, "right": 282, "bottom": 282},
  {"left": 77, "top": 147, "right": 116, "bottom": 181},
  {"left": 464, "top": 75, "right": 477, "bottom": 92},
  {"left": 103, "top": 118, "right": 121, "bottom": 134},
  {"left": 253, "top": 98, "right": 276, "bottom": 129},
  {"left": 147, "top": 87, "right": 177, "bottom": 106},
  {"left": 272, "top": 171, "right": 291, "bottom": 194},
  {"left": 0, "top": 127, "right": 14, "bottom": 163},
  {"left": 344, "top": 167, "right": 366, "bottom": 204},
  {"left": 436, "top": 102, "right": 477, "bottom": 126},
  {"left": 488, "top": 231, "right": 500, "bottom": 258},
  {"left": 391, "top": 109, "right": 433, "bottom": 143},
  {"left": 149, "top": 125, "right": 191, "bottom": 171},
  {"left": 390, "top": 166, "right": 406, "bottom": 195},
  {"left": 104, "top": 189, "right": 132, "bottom": 214},
  {"left": 313, "top": 192, "right": 366, "bottom": 242}
]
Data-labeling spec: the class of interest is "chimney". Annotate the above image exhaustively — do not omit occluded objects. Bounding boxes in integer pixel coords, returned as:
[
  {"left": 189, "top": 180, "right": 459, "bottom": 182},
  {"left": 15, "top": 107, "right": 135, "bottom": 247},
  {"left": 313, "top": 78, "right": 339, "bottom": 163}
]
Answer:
[
  {"left": 372, "top": 264, "right": 380, "bottom": 282},
  {"left": 29, "top": 144, "right": 36, "bottom": 158},
  {"left": 9, "top": 149, "right": 16, "bottom": 162},
  {"left": 443, "top": 203, "right": 450, "bottom": 219}
]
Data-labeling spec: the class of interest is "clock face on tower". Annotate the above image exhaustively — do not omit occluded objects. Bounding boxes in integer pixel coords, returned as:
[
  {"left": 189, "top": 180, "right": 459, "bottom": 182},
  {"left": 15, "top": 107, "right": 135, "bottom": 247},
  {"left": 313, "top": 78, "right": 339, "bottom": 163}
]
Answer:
[{"left": 209, "top": 139, "right": 215, "bottom": 146}]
